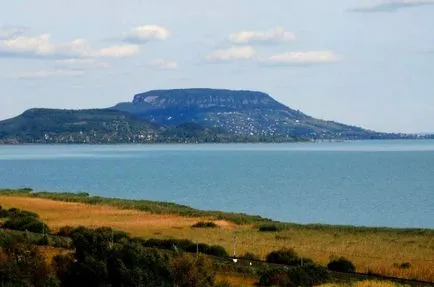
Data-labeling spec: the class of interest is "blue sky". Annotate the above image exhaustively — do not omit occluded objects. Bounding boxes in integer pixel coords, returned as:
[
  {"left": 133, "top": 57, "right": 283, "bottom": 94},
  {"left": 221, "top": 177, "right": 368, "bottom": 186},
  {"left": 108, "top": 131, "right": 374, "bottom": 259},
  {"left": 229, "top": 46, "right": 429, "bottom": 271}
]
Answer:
[{"left": 1, "top": 0, "right": 434, "bottom": 133}]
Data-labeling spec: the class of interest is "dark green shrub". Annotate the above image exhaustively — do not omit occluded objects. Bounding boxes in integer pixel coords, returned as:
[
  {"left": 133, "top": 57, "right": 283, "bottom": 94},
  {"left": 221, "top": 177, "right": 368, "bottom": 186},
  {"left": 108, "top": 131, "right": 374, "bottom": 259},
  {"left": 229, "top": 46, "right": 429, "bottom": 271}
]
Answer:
[
  {"left": 50, "top": 236, "right": 72, "bottom": 249},
  {"left": 144, "top": 238, "right": 228, "bottom": 257},
  {"left": 259, "top": 223, "right": 282, "bottom": 232},
  {"left": 37, "top": 235, "right": 50, "bottom": 246},
  {"left": 191, "top": 221, "right": 218, "bottom": 228},
  {"left": 259, "top": 268, "right": 295, "bottom": 287},
  {"left": 57, "top": 226, "right": 74, "bottom": 237},
  {"left": 287, "top": 264, "right": 330, "bottom": 286},
  {"left": 6, "top": 208, "right": 39, "bottom": 219},
  {"left": 266, "top": 248, "right": 300, "bottom": 266},
  {"left": 3, "top": 215, "right": 50, "bottom": 234},
  {"left": 393, "top": 262, "right": 411, "bottom": 269},
  {"left": 59, "top": 227, "right": 173, "bottom": 287},
  {"left": 259, "top": 265, "right": 329, "bottom": 287},
  {"left": 327, "top": 257, "right": 356, "bottom": 272},
  {"left": 203, "top": 245, "right": 228, "bottom": 257},
  {"left": 241, "top": 252, "right": 260, "bottom": 261},
  {"left": 0, "top": 209, "right": 8, "bottom": 218}
]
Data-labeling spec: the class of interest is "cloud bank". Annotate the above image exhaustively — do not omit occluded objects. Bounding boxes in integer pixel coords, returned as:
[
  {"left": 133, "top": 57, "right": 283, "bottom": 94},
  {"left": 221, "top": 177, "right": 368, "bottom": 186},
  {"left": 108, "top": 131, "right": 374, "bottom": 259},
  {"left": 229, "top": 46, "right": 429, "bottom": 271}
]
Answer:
[
  {"left": 0, "top": 33, "right": 140, "bottom": 59},
  {"left": 0, "top": 26, "right": 28, "bottom": 40},
  {"left": 0, "top": 24, "right": 171, "bottom": 60},
  {"left": 206, "top": 47, "right": 340, "bottom": 66}
]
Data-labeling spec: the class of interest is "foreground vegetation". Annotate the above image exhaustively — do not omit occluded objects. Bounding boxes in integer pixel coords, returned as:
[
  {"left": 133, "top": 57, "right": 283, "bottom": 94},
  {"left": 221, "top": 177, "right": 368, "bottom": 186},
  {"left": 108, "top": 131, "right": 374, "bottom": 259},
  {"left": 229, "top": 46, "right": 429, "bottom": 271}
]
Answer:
[{"left": 1, "top": 189, "right": 433, "bottom": 284}]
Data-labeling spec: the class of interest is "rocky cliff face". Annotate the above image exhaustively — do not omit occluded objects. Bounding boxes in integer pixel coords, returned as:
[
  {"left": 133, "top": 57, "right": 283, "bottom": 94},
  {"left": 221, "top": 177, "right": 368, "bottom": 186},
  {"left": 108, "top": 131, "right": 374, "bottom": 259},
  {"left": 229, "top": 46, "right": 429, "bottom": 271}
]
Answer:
[{"left": 131, "top": 89, "right": 287, "bottom": 110}]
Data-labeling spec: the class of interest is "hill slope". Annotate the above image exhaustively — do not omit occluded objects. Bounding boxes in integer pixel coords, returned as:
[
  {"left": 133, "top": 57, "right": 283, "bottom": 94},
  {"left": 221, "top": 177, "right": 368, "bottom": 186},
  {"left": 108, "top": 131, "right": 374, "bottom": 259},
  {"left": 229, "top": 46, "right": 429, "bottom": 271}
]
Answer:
[
  {"left": 0, "top": 108, "right": 162, "bottom": 144},
  {"left": 113, "top": 88, "right": 398, "bottom": 140},
  {"left": 0, "top": 107, "right": 300, "bottom": 144}
]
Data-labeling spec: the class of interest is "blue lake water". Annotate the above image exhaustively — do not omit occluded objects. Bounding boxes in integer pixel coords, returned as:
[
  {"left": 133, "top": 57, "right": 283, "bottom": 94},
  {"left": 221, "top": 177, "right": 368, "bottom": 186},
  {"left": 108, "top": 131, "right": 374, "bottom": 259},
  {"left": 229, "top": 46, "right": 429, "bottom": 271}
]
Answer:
[{"left": 0, "top": 141, "right": 433, "bottom": 228}]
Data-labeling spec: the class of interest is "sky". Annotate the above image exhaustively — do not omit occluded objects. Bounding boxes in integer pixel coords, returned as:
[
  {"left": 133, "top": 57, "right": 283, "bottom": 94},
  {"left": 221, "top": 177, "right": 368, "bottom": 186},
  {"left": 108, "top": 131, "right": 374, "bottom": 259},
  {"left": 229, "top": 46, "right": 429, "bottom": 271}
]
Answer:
[{"left": 1, "top": 0, "right": 434, "bottom": 133}]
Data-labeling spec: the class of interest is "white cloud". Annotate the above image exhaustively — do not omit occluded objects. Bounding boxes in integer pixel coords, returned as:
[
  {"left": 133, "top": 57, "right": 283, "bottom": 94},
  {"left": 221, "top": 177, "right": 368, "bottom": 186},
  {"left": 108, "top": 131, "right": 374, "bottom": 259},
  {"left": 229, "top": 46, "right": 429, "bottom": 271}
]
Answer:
[
  {"left": 0, "top": 34, "right": 93, "bottom": 58},
  {"left": 0, "top": 26, "right": 28, "bottom": 40},
  {"left": 262, "top": 51, "right": 341, "bottom": 65},
  {"left": 122, "top": 25, "right": 170, "bottom": 44},
  {"left": 98, "top": 44, "right": 139, "bottom": 58},
  {"left": 229, "top": 27, "right": 295, "bottom": 44},
  {"left": 11, "top": 69, "right": 84, "bottom": 80},
  {"left": 150, "top": 59, "right": 178, "bottom": 70},
  {"left": 0, "top": 33, "right": 140, "bottom": 59},
  {"left": 206, "top": 46, "right": 256, "bottom": 62},
  {"left": 350, "top": 0, "right": 434, "bottom": 12},
  {"left": 55, "top": 59, "right": 109, "bottom": 70}
]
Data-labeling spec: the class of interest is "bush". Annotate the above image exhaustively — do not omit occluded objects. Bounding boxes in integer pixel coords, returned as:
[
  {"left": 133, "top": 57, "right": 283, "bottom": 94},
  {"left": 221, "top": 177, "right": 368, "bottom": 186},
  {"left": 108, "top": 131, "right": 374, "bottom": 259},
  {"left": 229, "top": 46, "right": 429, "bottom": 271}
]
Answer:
[
  {"left": 191, "top": 221, "right": 218, "bottom": 228},
  {"left": 259, "top": 268, "right": 295, "bottom": 287},
  {"left": 259, "top": 223, "right": 283, "bottom": 232},
  {"left": 59, "top": 227, "right": 173, "bottom": 287},
  {"left": 259, "top": 265, "right": 330, "bottom": 287},
  {"left": 0, "top": 208, "right": 39, "bottom": 219},
  {"left": 169, "top": 253, "right": 215, "bottom": 287},
  {"left": 241, "top": 252, "right": 260, "bottom": 261},
  {"left": 37, "top": 235, "right": 50, "bottom": 246},
  {"left": 0, "top": 209, "right": 8, "bottom": 218},
  {"left": 288, "top": 265, "right": 330, "bottom": 286},
  {"left": 393, "top": 262, "right": 411, "bottom": 269},
  {"left": 56, "top": 226, "right": 74, "bottom": 237},
  {"left": 3, "top": 215, "right": 50, "bottom": 234},
  {"left": 0, "top": 241, "right": 56, "bottom": 286},
  {"left": 266, "top": 248, "right": 300, "bottom": 266},
  {"left": 203, "top": 245, "right": 228, "bottom": 257},
  {"left": 143, "top": 238, "right": 228, "bottom": 257},
  {"left": 327, "top": 257, "right": 356, "bottom": 272},
  {"left": 7, "top": 208, "right": 39, "bottom": 218}
]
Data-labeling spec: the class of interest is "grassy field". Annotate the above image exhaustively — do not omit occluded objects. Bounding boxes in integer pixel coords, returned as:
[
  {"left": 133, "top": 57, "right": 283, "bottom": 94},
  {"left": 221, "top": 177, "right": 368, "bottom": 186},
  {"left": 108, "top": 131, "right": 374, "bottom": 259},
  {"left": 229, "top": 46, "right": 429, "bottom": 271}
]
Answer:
[{"left": 1, "top": 192, "right": 433, "bottom": 283}]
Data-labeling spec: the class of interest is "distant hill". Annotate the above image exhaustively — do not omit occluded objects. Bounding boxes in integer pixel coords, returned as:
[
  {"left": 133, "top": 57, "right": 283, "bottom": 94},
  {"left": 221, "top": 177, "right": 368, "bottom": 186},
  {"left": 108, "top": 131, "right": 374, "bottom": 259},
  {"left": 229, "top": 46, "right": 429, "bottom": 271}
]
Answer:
[
  {"left": 113, "top": 88, "right": 405, "bottom": 140},
  {"left": 0, "top": 88, "right": 419, "bottom": 144},
  {"left": 0, "top": 107, "right": 301, "bottom": 144},
  {"left": 0, "top": 109, "right": 162, "bottom": 144}
]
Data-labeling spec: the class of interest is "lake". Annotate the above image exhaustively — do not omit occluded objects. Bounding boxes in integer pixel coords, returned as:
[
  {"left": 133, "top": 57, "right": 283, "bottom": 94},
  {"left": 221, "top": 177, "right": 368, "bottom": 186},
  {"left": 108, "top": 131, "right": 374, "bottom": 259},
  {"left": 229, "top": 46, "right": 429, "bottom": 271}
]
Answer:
[{"left": 0, "top": 141, "right": 433, "bottom": 228}]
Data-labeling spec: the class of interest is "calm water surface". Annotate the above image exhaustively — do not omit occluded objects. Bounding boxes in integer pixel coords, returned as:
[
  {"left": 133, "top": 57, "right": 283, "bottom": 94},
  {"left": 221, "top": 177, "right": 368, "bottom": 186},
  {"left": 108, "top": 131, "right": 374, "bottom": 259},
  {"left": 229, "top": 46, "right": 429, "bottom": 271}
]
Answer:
[{"left": 0, "top": 141, "right": 433, "bottom": 228}]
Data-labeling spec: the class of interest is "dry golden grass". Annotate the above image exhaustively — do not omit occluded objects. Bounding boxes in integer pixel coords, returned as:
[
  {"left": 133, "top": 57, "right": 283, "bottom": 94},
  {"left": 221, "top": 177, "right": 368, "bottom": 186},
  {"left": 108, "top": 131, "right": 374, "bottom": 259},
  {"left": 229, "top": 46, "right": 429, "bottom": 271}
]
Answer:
[
  {"left": 1, "top": 196, "right": 433, "bottom": 282},
  {"left": 320, "top": 280, "right": 410, "bottom": 287},
  {"left": 215, "top": 272, "right": 257, "bottom": 287},
  {"left": 0, "top": 196, "right": 235, "bottom": 234}
]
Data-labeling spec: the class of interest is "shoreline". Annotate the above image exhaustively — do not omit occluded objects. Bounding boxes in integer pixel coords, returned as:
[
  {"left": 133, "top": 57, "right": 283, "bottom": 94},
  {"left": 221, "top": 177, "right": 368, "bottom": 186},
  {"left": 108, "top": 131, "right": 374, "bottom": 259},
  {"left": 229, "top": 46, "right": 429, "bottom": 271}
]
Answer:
[{"left": 1, "top": 188, "right": 432, "bottom": 232}]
